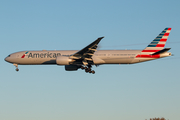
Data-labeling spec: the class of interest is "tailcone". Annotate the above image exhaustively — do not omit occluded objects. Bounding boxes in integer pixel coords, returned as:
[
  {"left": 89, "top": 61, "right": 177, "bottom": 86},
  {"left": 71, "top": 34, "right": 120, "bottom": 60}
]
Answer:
[{"left": 160, "top": 52, "right": 172, "bottom": 58}]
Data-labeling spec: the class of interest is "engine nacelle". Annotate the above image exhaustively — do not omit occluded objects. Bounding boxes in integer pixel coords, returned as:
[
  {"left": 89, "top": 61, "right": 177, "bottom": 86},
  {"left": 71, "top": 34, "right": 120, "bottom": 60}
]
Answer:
[
  {"left": 56, "top": 56, "right": 73, "bottom": 65},
  {"left": 65, "top": 65, "right": 79, "bottom": 71}
]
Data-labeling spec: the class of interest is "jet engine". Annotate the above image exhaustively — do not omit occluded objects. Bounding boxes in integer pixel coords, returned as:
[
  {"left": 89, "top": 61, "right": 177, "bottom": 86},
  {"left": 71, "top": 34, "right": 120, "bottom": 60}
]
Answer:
[
  {"left": 56, "top": 56, "right": 74, "bottom": 65},
  {"left": 65, "top": 65, "right": 79, "bottom": 71}
]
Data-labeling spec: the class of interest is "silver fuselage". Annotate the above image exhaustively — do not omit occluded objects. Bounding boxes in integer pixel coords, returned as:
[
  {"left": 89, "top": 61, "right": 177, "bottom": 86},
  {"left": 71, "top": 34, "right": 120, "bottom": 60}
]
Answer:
[{"left": 5, "top": 50, "right": 171, "bottom": 65}]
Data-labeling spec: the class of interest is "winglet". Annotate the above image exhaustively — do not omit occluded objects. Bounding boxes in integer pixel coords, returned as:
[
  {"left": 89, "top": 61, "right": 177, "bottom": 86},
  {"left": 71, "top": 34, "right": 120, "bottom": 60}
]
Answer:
[{"left": 94, "top": 37, "right": 104, "bottom": 44}]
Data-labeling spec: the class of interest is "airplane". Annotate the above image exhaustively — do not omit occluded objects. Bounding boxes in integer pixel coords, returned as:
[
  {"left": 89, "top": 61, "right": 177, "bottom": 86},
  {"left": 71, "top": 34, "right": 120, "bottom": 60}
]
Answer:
[{"left": 5, "top": 28, "right": 172, "bottom": 74}]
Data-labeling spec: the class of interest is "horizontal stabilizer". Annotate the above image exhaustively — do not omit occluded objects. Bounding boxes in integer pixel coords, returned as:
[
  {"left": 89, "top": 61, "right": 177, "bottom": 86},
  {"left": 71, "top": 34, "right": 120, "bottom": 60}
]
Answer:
[{"left": 152, "top": 48, "right": 171, "bottom": 55}]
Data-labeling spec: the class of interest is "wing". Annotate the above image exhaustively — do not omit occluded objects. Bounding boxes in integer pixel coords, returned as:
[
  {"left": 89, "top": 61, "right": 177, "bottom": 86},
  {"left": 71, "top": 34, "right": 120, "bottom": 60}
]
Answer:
[{"left": 70, "top": 37, "right": 104, "bottom": 66}]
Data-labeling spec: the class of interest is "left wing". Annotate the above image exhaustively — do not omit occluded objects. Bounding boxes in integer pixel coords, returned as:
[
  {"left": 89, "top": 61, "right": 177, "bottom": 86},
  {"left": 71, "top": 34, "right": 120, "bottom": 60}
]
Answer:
[{"left": 70, "top": 37, "right": 104, "bottom": 66}]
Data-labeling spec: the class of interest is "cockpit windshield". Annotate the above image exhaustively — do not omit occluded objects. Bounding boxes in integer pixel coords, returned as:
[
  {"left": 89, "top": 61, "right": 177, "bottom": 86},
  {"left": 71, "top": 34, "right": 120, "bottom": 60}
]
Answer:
[{"left": 8, "top": 55, "right": 11, "bottom": 57}]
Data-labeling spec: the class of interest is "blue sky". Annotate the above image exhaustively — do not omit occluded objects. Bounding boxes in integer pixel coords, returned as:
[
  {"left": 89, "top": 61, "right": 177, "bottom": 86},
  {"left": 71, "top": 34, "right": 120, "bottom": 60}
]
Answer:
[{"left": 1, "top": 0, "right": 180, "bottom": 120}]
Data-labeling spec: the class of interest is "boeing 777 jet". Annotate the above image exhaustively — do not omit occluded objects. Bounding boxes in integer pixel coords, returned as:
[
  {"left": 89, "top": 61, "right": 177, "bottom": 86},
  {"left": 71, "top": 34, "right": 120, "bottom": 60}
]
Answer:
[{"left": 5, "top": 28, "right": 172, "bottom": 74}]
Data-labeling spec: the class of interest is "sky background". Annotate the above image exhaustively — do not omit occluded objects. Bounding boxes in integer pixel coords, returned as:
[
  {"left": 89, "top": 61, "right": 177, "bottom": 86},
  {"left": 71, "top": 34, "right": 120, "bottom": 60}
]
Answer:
[{"left": 1, "top": 0, "right": 180, "bottom": 120}]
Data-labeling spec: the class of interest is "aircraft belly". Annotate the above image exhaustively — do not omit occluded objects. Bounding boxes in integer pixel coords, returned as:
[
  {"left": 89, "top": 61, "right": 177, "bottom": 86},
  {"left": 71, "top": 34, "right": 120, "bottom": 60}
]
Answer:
[{"left": 131, "top": 58, "right": 158, "bottom": 63}]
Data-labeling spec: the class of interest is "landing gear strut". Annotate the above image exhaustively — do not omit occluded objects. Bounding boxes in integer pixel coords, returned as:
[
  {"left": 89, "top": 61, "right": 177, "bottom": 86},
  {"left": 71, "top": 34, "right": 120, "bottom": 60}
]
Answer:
[
  {"left": 81, "top": 65, "right": 95, "bottom": 74},
  {"left": 13, "top": 64, "right": 19, "bottom": 72}
]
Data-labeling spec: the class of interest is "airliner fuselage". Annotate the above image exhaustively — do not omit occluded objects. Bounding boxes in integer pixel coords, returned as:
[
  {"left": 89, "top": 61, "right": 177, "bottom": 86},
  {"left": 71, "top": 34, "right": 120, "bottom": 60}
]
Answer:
[{"left": 5, "top": 50, "right": 171, "bottom": 65}]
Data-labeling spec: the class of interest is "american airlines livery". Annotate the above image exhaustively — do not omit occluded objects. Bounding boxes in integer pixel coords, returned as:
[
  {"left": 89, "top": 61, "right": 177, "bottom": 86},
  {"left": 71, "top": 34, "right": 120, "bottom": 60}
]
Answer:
[{"left": 5, "top": 28, "right": 172, "bottom": 74}]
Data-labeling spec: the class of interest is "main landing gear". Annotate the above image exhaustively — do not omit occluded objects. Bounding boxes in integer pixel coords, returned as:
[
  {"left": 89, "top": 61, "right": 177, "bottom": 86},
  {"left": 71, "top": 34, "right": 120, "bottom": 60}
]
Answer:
[
  {"left": 80, "top": 65, "right": 95, "bottom": 74},
  {"left": 13, "top": 64, "right": 19, "bottom": 71}
]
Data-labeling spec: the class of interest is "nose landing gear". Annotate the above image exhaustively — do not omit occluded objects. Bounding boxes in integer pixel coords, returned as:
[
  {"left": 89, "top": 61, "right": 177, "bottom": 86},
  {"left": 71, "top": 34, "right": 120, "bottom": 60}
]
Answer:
[
  {"left": 13, "top": 64, "right": 19, "bottom": 71},
  {"left": 81, "top": 65, "right": 95, "bottom": 74}
]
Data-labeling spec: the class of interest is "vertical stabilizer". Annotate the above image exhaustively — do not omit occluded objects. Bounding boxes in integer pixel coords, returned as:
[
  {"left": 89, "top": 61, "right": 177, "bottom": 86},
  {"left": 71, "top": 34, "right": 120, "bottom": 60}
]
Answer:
[{"left": 141, "top": 28, "right": 171, "bottom": 55}]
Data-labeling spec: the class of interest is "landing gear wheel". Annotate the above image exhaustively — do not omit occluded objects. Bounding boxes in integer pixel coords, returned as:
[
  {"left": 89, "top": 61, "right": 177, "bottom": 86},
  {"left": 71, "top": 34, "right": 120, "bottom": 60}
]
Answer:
[
  {"left": 83, "top": 65, "right": 95, "bottom": 74},
  {"left": 87, "top": 67, "right": 91, "bottom": 71},
  {"left": 13, "top": 64, "right": 19, "bottom": 72},
  {"left": 91, "top": 70, "right": 95, "bottom": 74},
  {"left": 85, "top": 69, "right": 89, "bottom": 73},
  {"left": 81, "top": 66, "right": 85, "bottom": 70}
]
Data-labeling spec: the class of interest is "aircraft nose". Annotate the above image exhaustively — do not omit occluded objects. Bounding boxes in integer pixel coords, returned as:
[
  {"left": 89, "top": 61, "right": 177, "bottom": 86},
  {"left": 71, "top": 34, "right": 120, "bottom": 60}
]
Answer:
[
  {"left": 5, "top": 57, "right": 10, "bottom": 63},
  {"left": 5, "top": 57, "right": 8, "bottom": 62}
]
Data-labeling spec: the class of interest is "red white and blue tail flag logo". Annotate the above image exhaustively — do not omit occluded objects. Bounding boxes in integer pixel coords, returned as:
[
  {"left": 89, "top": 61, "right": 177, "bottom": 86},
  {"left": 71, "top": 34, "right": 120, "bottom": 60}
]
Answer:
[
  {"left": 141, "top": 28, "right": 171, "bottom": 55},
  {"left": 21, "top": 51, "right": 29, "bottom": 58}
]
